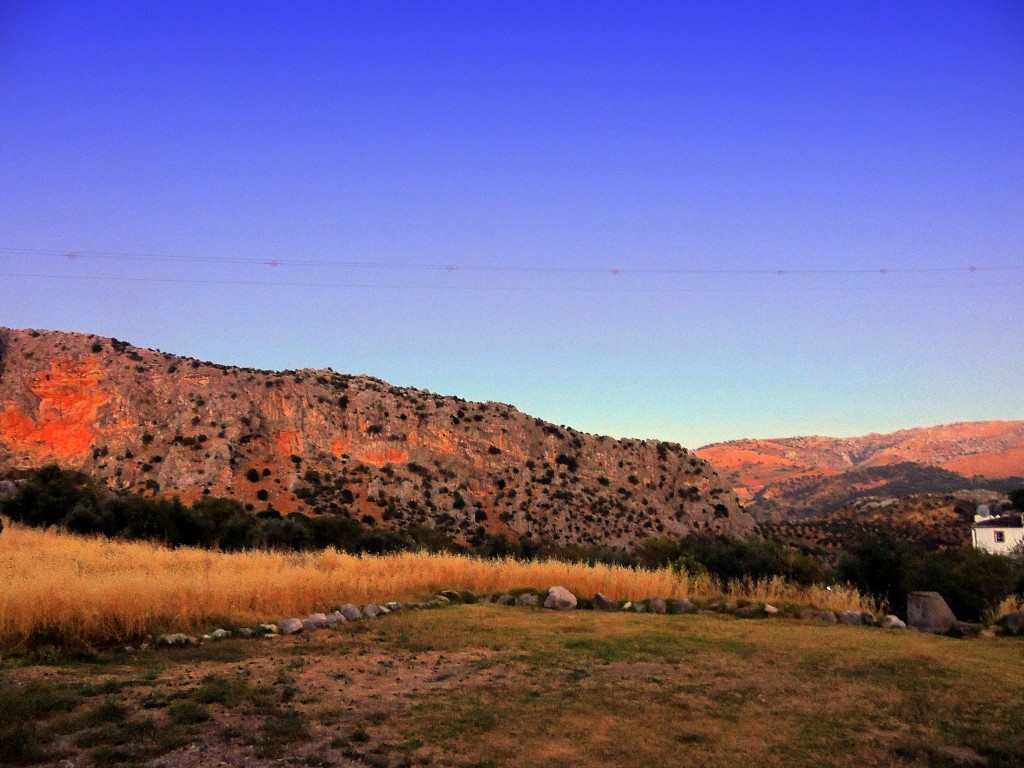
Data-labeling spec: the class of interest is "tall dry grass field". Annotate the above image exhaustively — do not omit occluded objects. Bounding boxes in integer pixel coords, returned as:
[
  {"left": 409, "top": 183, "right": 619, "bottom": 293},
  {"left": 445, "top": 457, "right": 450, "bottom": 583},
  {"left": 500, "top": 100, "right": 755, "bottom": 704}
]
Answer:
[{"left": 0, "top": 522, "right": 871, "bottom": 649}]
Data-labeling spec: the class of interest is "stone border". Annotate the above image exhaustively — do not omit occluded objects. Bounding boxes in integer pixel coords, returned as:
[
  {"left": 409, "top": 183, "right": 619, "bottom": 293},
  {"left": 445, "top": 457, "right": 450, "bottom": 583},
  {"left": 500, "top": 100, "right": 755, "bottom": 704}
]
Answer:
[{"left": 155, "top": 587, "right": 1024, "bottom": 648}]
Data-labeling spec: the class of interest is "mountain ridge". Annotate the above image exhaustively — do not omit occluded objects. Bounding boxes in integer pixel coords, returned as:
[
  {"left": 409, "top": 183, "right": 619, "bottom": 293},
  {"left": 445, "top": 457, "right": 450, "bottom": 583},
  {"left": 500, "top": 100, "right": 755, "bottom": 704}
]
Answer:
[
  {"left": 696, "top": 421, "right": 1024, "bottom": 520},
  {"left": 0, "top": 327, "right": 755, "bottom": 548}
]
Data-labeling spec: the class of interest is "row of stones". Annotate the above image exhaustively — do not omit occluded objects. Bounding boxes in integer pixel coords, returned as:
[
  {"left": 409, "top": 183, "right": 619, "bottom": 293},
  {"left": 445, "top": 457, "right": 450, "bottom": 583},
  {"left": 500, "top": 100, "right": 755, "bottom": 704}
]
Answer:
[{"left": 156, "top": 586, "right": 912, "bottom": 648}]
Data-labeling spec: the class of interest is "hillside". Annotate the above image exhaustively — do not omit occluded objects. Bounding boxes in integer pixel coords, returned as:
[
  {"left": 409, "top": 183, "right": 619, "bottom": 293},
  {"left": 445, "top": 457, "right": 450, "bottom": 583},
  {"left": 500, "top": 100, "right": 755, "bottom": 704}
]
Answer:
[
  {"left": 0, "top": 327, "right": 754, "bottom": 548},
  {"left": 697, "top": 422, "right": 1024, "bottom": 520}
]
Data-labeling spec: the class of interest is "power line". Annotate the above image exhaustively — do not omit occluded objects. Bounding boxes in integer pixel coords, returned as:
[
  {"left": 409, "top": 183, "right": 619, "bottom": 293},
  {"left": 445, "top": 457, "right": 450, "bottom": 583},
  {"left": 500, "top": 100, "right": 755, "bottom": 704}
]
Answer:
[
  {"left": 1, "top": 247, "right": 1020, "bottom": 278},
  {"left": 1, "top": 271, "right": 1020, "bottom": 294}
]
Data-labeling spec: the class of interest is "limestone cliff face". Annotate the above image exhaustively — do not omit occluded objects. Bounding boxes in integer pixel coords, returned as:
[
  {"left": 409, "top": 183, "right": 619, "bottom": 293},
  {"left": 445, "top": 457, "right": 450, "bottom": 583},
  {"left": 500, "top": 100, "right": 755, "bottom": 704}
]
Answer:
[{"left": 0, "top": 328, "right": 755, "bottom": 547}]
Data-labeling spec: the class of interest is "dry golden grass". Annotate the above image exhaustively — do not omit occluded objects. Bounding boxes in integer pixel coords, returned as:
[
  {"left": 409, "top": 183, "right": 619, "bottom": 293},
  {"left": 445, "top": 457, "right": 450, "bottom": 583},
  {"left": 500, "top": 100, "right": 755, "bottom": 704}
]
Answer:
[{"left": 0, "top": 522, "right": 873, "bottom": 649}]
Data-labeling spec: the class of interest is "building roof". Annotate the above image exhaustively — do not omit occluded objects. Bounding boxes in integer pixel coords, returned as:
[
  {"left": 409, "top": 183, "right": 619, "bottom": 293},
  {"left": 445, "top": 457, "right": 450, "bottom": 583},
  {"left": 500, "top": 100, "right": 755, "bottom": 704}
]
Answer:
[{"left": 972, "top": 514, "right": 1024, "bottom": 529}]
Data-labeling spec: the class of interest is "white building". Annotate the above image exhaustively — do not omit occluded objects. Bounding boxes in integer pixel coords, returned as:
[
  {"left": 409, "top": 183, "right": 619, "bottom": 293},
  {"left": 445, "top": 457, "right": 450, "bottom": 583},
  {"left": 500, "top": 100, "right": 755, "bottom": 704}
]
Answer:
[{"left": 971, "top": 506, "right": 1024, "bottom": 555}]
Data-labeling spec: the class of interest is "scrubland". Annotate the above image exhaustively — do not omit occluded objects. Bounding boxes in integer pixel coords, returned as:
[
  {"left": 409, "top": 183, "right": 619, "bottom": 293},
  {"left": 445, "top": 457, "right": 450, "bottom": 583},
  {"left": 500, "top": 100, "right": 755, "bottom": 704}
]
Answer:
[{"left": 0, "top": 522, "right": 870, "bottom": 650}]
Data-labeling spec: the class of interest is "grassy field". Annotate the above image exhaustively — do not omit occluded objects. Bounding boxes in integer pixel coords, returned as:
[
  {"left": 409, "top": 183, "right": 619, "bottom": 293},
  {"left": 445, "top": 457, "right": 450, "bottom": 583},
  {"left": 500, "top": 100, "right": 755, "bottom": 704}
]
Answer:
[
  {"left": 2, "top": 605, "right": 1022, "bottom": 767},
  {"left": 0, "top": 523, "right": 871, "bottom": 650}
]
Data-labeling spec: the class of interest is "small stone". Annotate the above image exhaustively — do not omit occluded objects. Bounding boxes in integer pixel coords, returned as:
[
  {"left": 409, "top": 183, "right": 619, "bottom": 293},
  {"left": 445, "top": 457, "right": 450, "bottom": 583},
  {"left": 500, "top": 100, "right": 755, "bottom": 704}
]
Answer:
[
  {"left": 621, "top": 601, "right": 633, "bottom": 612},
  {"left": 377, "top": 605, "right": 391, "bottom": 616},
  {"left": 882, "top": 614, "right": 907, "bottom": 629},
  {"left": 238, "top": 628, "right": 255, "bottom": 638},
  {"left": 210, "top": 628, "right": 232, "bottom": 640},
  {"left": 592, "top": 593, "right": 619, "bottom": 611},
  {"left": 201, "top": 634, "right": 212, "bottom": 642},
  {"left": 649, "top": 597, "right": 667, "bottom": 614},
  {"left": 543, "top": 586, "right": 577, "bottom": 610},
  {"left": 278, "top": 618, "right": 304, "bottom": 635},
  {"left": 340, "top": 604, "right": 363, "bottom": 621},
  {"left": 259, "top": 623, "right": 279, "bottom": 635},
  {"left": 671, "top": 599, "right": 695, "bottom": 614},
  {"left": 496, "top": 594, "right": 515, "bottom": 606},
  {"left": 954, "top": 621, "right": 983, "bottom": 637},
  {"left": 385, "top": 601, "right": 403, "bottom": 612},
  {"left": 156, "top": 633, "right": 191, "bottom": 647},
  {"left": 515, "top": 593, "right": 539, "bottom": 607},
  {"left": 764, "top": 604, "right": 779, "bottom": 615},
  {"left": 435, "top": 595, "right": 451, "bottom": 605}
]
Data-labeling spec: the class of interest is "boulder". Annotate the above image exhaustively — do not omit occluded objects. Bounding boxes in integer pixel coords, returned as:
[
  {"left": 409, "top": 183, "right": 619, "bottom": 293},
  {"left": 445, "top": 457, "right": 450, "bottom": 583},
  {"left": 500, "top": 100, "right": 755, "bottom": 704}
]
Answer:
[
  {"left": 259, "top": 623, "right": 279, "bottom": 635},
  {"left": 237, "top": 628, "right": 255, "bottom": 638},
  {"left": 306, "top": 612, "right": 329, "bottom": 628},
  {"left": 543, "top": 586, "right": 577, "bottom": 610},
  {"left": 839, "top": 610, "right": 863, "bottom": 625},
  {"left": 649, "top": 597, "right": 667, "bottom": 614},
  {"left": 325, "top": 611, "right": 345, "bottom": 627},
  {"left": 440, "top": 590, "right": 461, "bottom": 603},
  {"left": 340, "top": 604, "right": 363, "bottom": 621},
  {"left": 882, "top": 614, "right": 907, "bottom": 629},
  {"left": 363, "top": 604, "right": 382, "bottom": 618},
  {"left": 764, "top": 604, "right": 779, "bottom": 616},
  {"left": 377, "top": 605, "right": 392, "bottom": 616},
  {"left": 515, "top": 593, "right": 539, "bottom": 607},
  {"left": 907, "top": 591, "right": 958, "bottom": 633},
  {"left": 592, "top": 592, "right": 619, "bottom": 611},
  {"left": 1001, "top": 610, "right": 1024, "bottom": 636},
  {"left": 156, "top": 633, "right": 191, "bottom": 647},
  {"left": 621, "top": 601, "right": 633, "bottom": 612},
  {"left": 210, "top": 628, "right": 232, "bottom": 640},
  {"left": 671, "top": 599, "right": 695, "bottom": 614},
  {"left": 861, "top": 612, "right": 877, "bottom": 626},
  {"left": 278, "top": 618, "right": 304, "bottom": 635},
  {"left": 460, "top": 590, "right": 477, "bottom": 603},
  {"left": 631, "top": 603, "right": 647, "bottom": 613},
  {"left": 435, "top": 595, "right": 451, "bottom": 605},
  {"left": 496, "top": 594, "right": 515, "bottom": 606},
  {"left": 301, "top": 618, "right": 318, "bottom": 632},
  {"left": 385, "top": 601, "right": 403, "bottom": 612},
  {"left": 817, "top": 610, "right": 837, "bottom": 624}
]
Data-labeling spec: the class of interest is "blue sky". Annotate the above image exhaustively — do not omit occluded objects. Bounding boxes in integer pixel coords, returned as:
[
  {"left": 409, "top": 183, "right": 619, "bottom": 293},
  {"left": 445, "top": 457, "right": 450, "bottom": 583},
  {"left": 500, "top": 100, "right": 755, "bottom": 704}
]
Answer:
[{"left": 1, "top": 1, "right": 1022, "bottom": 447}]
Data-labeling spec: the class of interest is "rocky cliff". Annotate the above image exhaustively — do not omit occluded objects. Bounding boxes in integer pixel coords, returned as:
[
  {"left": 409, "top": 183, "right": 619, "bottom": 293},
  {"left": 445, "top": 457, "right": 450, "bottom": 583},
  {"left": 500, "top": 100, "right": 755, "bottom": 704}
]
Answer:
[{"left": 0, "top": 328, "right": 755, "bottom": 548}]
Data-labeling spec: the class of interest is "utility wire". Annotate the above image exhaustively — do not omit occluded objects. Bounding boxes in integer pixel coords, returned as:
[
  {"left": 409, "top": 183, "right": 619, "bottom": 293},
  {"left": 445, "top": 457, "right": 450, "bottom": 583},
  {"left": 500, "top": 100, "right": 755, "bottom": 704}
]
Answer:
[
  {"left": 1, "top": 271, "right": 1020, "bottom": 294},
  {"left": 1, "top": 247, "right": 1020, "bottom": 278}
]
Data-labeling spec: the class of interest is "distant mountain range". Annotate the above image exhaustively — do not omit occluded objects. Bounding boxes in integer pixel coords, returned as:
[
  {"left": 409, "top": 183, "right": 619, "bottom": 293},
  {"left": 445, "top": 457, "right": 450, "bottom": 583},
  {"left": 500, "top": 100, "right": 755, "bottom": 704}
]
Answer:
[
  {"left": 696, "top": 422, "right": 1024, "bottom": 521},
  {"left": 0, "top": 328, "right": 755, "bottom": 549}
]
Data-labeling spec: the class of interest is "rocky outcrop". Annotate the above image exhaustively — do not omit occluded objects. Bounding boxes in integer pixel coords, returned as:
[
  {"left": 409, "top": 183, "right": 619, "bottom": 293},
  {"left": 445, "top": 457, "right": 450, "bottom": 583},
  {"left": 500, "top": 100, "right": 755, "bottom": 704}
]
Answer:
[{"left": 0, "top": 327, "right": 755, "bottom": 549}]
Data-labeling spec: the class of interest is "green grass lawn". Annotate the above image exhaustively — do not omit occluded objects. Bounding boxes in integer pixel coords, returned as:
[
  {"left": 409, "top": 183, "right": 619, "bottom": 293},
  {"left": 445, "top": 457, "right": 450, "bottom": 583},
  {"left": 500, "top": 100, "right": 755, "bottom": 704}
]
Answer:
[{"left": 2, "top": 606, "right": 1022, "bottom": 767}]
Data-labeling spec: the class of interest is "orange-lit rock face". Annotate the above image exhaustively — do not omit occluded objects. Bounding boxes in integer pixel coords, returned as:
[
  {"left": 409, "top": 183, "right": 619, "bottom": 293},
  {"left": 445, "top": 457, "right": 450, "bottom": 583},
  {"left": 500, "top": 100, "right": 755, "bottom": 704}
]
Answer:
[
  {"left": 0, "top": 356, "right": 111, "bottom": 463},
  {"left": 353, "top": 443, "right": 409, "bottom": 466},
  {"left": 274, "top": 429, "right": 303, "bottom": 457}
]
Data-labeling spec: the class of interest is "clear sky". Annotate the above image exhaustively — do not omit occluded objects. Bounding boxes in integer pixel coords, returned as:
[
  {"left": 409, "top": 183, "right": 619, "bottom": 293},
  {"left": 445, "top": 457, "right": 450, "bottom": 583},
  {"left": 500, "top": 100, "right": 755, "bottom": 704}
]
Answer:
[{"left": 1, "top": 1, "right": 1022, "bottom": 447}]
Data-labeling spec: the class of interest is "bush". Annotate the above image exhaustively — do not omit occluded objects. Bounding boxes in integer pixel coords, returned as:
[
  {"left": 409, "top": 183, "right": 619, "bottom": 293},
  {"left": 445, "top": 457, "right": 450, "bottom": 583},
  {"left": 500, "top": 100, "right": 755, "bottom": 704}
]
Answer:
[
  {"left": 245, "top": 468, "right": 260, "bottom": 483},
  {"left": 904, "top": 547, "right": 1023, "bottom": 622}
]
